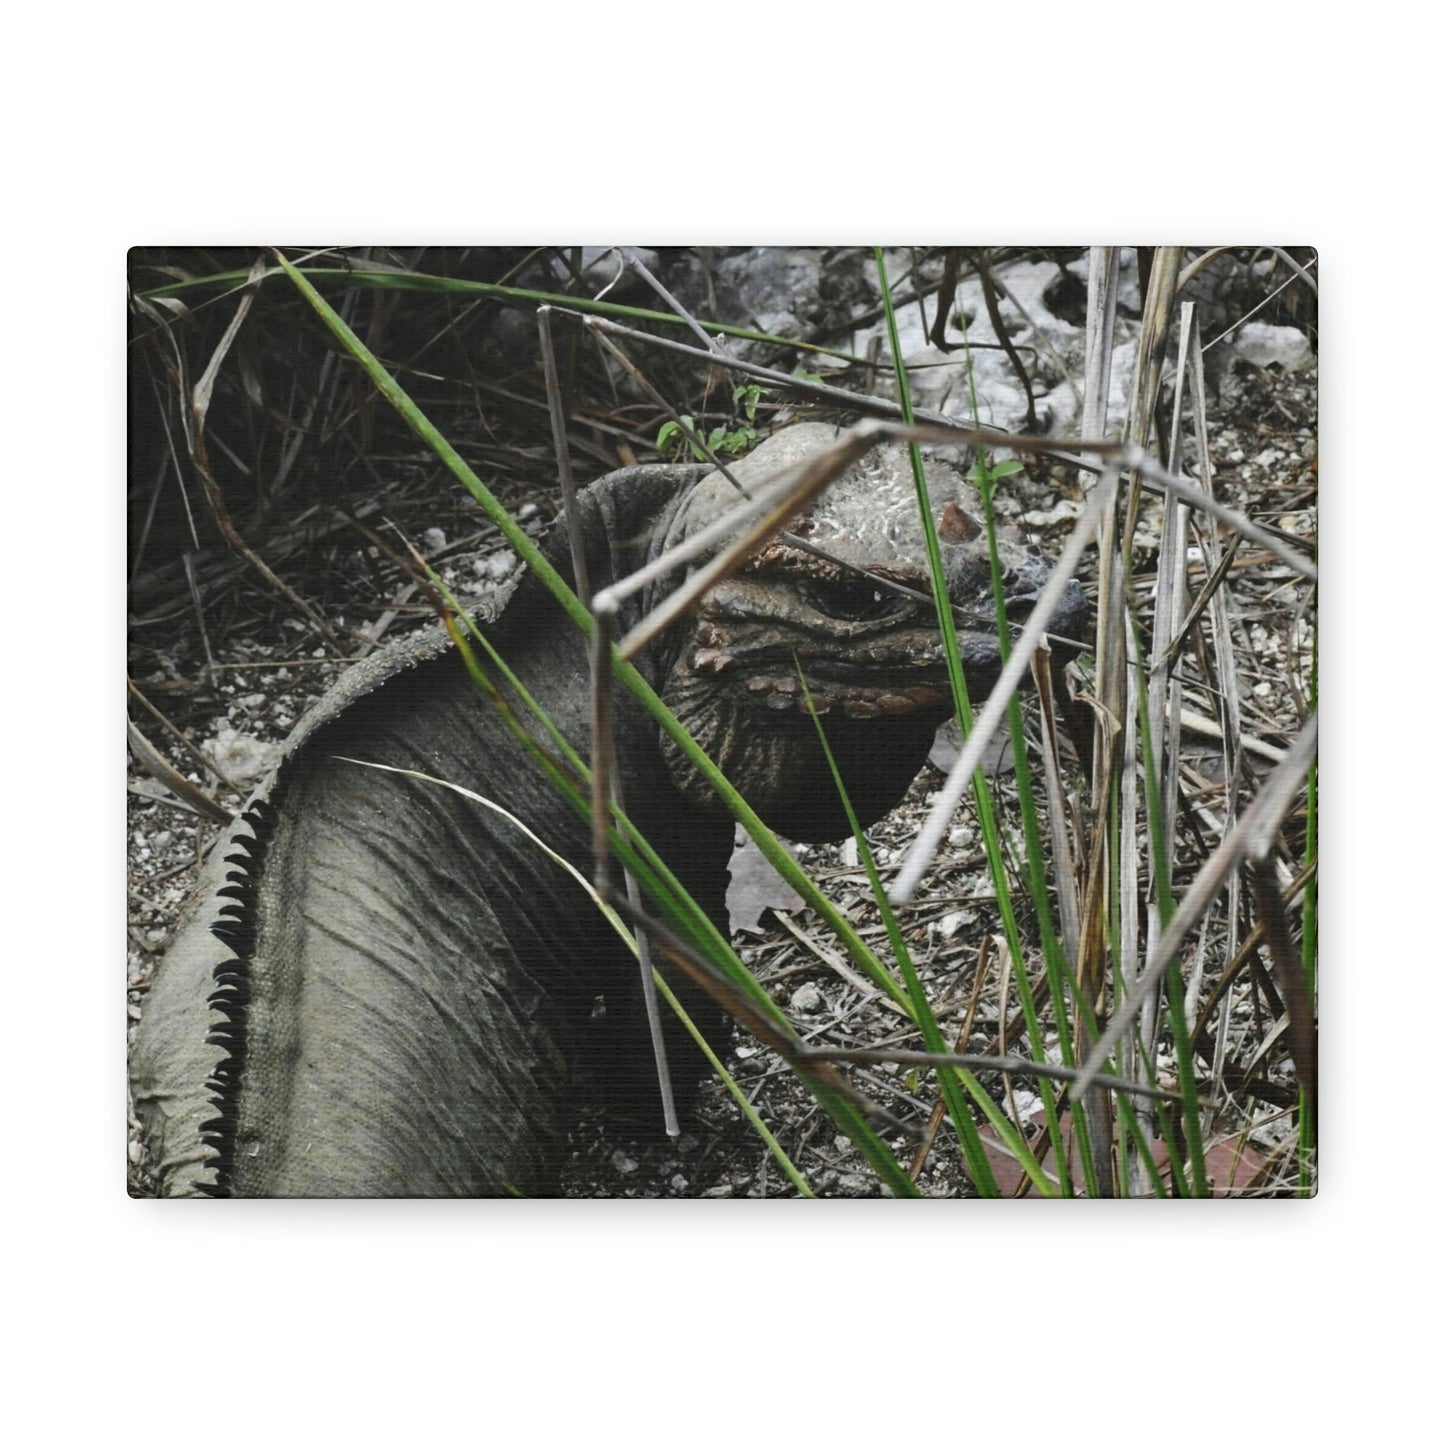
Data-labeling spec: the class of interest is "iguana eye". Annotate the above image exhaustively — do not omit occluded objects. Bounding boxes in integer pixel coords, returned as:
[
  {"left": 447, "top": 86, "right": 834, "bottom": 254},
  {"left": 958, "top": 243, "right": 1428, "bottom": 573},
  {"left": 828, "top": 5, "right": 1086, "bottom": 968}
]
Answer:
[{"left": 802, "top": 575, "right": 909, "bottom": 622}]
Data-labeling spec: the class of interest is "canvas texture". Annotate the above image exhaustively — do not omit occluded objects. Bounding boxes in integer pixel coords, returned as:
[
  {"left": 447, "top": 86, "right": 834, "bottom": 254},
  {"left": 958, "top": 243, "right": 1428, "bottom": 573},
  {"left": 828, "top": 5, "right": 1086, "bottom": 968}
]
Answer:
[{"left": 126, "top": 246, "right": 1318, "bottom": 1198}]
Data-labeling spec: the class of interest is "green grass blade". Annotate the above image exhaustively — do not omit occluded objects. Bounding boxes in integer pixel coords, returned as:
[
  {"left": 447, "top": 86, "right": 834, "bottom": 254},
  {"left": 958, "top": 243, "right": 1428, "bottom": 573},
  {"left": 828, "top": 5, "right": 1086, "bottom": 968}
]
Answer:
[
  {"left": 650, "top": 974, "right": 816, "bottom": 1197},
  {"left": 874, "top": 248, "right": 1089, "bottom": 1194},
  {"left": 1131, "top": 613, "right": 1208, "bottom": 1196},
  {"left": 798, "top": 668, "right": 1008, "bottom": 1196},
  {"left": 276, "top": 251, "right": 925, "bottom": 1004},
  {"left": 276, "top": 254, "right": 919, "bottom": 1195},
  {"left": 140, "top": 259, "right": 865, "bottom": 363}
]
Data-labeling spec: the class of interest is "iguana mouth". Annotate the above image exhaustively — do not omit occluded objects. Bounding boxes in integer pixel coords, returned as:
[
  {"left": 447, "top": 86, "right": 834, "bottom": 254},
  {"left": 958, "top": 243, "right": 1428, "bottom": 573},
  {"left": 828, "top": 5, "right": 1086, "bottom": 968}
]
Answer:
[
  {"left": 686, "top": 631, "right": 961, "bottom": 717},
  {"left": 686, "top": 608, "right": 1017, "bottom": 717},
  {"left": 736, "top": 668, "right": 954, "bottom": 719}
]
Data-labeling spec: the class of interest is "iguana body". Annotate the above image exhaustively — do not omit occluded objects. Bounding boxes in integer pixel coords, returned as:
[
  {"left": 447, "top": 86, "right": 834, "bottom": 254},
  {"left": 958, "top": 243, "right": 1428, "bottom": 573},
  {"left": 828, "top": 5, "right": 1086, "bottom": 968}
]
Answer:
[{"left": 130, "top": 424, "right": 1087, "bottom": 1197}]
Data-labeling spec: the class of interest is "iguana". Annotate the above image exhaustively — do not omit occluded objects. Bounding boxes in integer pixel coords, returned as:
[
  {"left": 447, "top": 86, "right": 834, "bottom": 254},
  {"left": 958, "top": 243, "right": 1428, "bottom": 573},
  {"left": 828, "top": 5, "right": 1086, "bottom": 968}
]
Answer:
[{"left": 129, "top": 423, "right": 1088, "bottom": 1197}]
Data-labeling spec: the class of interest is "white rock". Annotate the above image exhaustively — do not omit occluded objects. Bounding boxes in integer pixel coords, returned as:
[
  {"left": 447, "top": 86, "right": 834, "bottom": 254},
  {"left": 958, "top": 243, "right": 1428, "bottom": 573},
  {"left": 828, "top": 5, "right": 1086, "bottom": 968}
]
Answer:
[
  {"left": 475, "top": 551, "right": 517, "bottom": 581},
  {"left": 580, "top": 247, "right": 658, "bottom": 288},
  {"left": 203, "top": 726, "right": 281, "bottom": 785},
  {"left": 790, "top": 982, "right": 826, "bottom": 1014},
  {"left": 1223, "top": 322, "right": 1314, "bottom": 374},
  {"left": 936, "top": 909, "right": 972, "bottom": 940},
  {"left": 1021, "top": 499, "right": 1084, "bottom": 529}
]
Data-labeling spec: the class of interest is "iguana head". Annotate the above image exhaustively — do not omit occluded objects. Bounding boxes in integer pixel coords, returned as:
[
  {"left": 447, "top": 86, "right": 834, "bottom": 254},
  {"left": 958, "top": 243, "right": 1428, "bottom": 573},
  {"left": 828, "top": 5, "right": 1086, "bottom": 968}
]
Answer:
[{"left": 654, "top": 423, "right": 1089, "bottom": 841}]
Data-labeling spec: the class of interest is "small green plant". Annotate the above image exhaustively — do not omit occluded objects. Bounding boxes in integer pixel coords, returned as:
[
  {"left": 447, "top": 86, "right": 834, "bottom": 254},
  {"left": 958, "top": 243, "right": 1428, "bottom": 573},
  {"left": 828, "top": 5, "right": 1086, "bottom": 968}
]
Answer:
[
  {"left": 967, "top": 457, "right": 1025, "bottom": 499},
  {"left": 656, "top": 384, "right": 768, "bottom": 461},
  {"left": 965, "top": 456, "right": 1023, "bottom": 491}
]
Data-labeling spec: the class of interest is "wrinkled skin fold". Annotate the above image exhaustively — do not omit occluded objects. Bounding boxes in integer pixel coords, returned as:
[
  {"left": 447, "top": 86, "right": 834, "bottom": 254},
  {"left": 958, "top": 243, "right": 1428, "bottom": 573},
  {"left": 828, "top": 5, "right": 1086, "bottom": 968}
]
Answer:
[{"left": 130, "top": 424, "right": 1088, "bottom": 1197}]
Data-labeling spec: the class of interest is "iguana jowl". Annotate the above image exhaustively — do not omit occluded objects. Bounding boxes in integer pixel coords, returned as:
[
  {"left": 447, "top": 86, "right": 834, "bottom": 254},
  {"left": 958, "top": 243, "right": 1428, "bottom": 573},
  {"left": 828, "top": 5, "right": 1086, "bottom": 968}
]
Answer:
[{"left": 130, "top": 423, "right": 1089, "bottom": 1197}]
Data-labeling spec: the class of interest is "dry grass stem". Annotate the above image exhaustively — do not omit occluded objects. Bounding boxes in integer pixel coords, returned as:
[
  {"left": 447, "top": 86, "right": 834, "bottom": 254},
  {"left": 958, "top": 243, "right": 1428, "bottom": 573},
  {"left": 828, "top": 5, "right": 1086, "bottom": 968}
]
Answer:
[
  {"left": 1073, "top": 709, "right": 1317, "bottom": 1098},
  {"left": 890, "top": 467, "right": 1114, "bottom": 906}
]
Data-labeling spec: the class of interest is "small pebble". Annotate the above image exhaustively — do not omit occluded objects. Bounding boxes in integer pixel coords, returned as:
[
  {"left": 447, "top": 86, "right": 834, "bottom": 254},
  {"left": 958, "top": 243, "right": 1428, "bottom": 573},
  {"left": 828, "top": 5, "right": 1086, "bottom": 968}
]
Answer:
[
  {"left": 936, "top": 909, "right": 971, "bottom": 940},
  {"left": 790, "top": 982, "right": 825, "bottom": 1013}
]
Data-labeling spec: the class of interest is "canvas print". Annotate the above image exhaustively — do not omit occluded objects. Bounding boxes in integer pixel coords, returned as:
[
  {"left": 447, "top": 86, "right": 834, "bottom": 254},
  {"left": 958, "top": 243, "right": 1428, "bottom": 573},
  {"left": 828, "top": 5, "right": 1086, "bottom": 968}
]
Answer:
[{"left": 126, "top": 246, "right": 1318, "bottom": 1198}]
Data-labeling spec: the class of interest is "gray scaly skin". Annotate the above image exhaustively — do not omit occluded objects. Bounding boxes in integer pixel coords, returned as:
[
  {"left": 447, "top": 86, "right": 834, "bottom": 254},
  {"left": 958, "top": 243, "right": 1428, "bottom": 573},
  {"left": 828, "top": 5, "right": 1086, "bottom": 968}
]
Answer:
[{"left": 129, "top": 423, "right": 1088, "bottom": 1197}]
